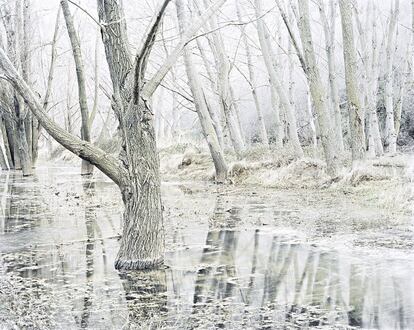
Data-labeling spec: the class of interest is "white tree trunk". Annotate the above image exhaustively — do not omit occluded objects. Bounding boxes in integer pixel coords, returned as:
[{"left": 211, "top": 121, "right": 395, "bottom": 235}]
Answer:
[
  {"left": 236, "top": 3, "right": 269, "bottom": 147},
  {"left": 384, "top": 0, "right": 399, "bottom": 154},
  {"left": 255, "top": 0, "right": 303, "bottom": 157},
  {"left": 176, "top": 0, "right": 228, "bottom": 181},
  {"left": 367, "top": 5, "right": 384, "bottom": 156},
  {"left": 201, "top": 0, "right": 245, "bottom": 156},
  {"left": 339, "top": 0, "right": 366, "bottom": 162},
  {"left": 195, "top": 38, "right": 225, "bottom": 149},
  {"left": 61, "top": 0, "right": 94, "bottom": 174},
  {"left": 297, "top": 0, "right": 338, "bottom": 175},
  {"left": 318, "top": 0, "right": 345, "bottom": 153}
]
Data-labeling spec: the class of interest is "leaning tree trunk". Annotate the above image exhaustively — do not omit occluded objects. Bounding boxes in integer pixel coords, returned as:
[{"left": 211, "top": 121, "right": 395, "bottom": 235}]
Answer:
[
  {"left": 61, "top": 0, "right": 94, "bottom": 175},
  {"left": 254, "top": 0, "right": 282, "bottom": 149},
  {"left": 297, "top": 0, "right": 338, "bottom": 175},
  {"left": 236, "top": 1, "right": 269, "bottom": 148},
  {"left": 196, "top": 38, "right": 225, "bottom": 149},
  {"left": 256, "top": 0, "right": 303, "bottom": 157},
  {"left": 339, "top": 0, "right": 366, "bottom": 162},
  {"left": 176, "top": 0, "right": 228, "bottom": 182},
  {"left": 201, "top": 0, "right": 245, "bottom": 156}
]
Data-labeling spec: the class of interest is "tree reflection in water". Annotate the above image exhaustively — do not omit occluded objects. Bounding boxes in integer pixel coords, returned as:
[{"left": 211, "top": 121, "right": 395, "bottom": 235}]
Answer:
[{"left": 1, "top": 172, "right": 413, "bottom": 329}]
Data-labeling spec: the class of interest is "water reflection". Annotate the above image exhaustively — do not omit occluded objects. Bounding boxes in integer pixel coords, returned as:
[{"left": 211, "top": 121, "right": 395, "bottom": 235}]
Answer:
[
  {"left": 175, "top": 230, "right": 413, "bottom": 329},
  {"left": 0, "top": 172, "right": 48, "bottom": 234},
  {"left": 0, "top": 168, "right": 413, "bottom": 329}
]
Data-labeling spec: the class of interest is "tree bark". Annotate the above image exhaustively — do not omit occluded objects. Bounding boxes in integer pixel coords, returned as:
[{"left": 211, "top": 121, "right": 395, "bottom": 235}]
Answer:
[
  {"left": 35, "top": 7, "right": 61, "bottom": 164},
  {"left": 297, "top": 0, "right": 338, "bottom": 175},
  {"left": 0, "top": 0, "right": 226, "bottom": 271},
  {"left": 176, "top": 0, "right": 228, "bottom": 182},
  {"left": 384, "top": 0, "right": 399, "bottom": 154},
  {"left": 318, "top": 0, "right": 345, "bottom": 153},
  {"left": 0, "top": 122, "right": 8, "bottom": 170},
  {"left": 367, "top": 5, "right": 384, "bottom": 156},
  {"left": 254, "top": 0, "right": 282, "bottom": 149},
  {"left": 339, "top": 0, "right": 366, "bottom": 162},
  {"left": 256, "top": 0, "right": 303, "bottom": 157},
  {"left": 236, "top": 1, "right": 269, "bottom": 148},
  {"left": 196, "top": 38, "right": 225, "bottom": 149},
  {"left": 61, "top": 0, "right": 94, "bottom": 175},
  {"left": 1, "top": 118, "right": 13, "bottom": 169},
  {"left": 201, "top": 0, "right": 246, "bottom": 157}
]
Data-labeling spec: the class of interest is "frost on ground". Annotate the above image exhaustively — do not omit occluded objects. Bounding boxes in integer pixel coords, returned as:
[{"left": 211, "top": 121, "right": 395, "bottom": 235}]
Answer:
[{"left": 160, "top": 144, "right": 414, "bottom": 215}]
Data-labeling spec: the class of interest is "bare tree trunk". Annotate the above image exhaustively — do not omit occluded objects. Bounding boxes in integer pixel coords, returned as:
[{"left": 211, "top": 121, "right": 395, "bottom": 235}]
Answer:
[
  {"left": 1, "top": 119, "right": 13, "bottom": 169},
  {"left": 22, "top": 0, "right": 33, "bottom": 165},
  {"left": 97, "top": 0, "right": 227, "bottom": 269},
  {"left": 201, "top": 0, "right": 245, "bottom": 156},
  {"left": 307, "top": 88, "right": 318, "bottom": 150},
  {"left": 176, "top": 0, "right": 227, "bottom": 181},
  {"left": 254, "top": 0, "right": 282, "bottom": 149},
  {"left": 384, "top": 0, "right": 399, "bottom": 154},
  {"left": 394, "top": 45, "right": 410, "bottom": 138},
  {"left": 297, "top": 0, "right": 338, "bottom": 175},
  {"left": 0, "top": 123, "right": 8, "bottom": 170},
  {"left": 88, "top": 29, "right": 100, "bottom": 131},
  {"left": 236, "top": 2, "right": 268, "bottom": 147},
  {"left": 339, "top": 0, "right": 366, "bottom": 162},
  {"left": 0, "top": 0, "right": 226, "bottom": 271},
  {"left": 14, "top": 0, "right": 32, "bottom": 175},
  {"left": 270, "top": 84, "right": 283, "bottom": 148},
  {"left": 412, "top": 0, "right": 414, "bottom": 82},
  {"left": 35, "top": 7, "right": 61, "bottom": 164},
  {"left": 196, "top": 38, "right": 225, "bottom": 149},
  {"left": 61, "top": 0, "right": 94, "bottom": 175},
  {"left": 318, "top": 0, "right": 344, "bottom": 152},
  {"left": 367, "top": 5, "right": 384, "bottom": 156}
]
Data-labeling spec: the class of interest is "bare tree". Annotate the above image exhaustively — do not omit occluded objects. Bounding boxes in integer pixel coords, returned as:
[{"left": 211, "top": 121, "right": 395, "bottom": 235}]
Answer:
[
  {"left": 61, "top": 0, "right": 94, "bottom": 175},
  {"left": 318, "top": 0, "right": 345, "bottom": 153},
  {"left": 296, "top": 0, "right": 339, "bottom": 175},
  {"left": 176, "top": 0, "right": 228, "bottom": 182},
  {"left": 339, "top": 0, "right": 365, "bottom": 162},
  {"left": 236, "top": 1, "right": 269, "bottom": 148},
  {"left": 0, "top": 0, "right": 227, "bottom": 270},
  {"left": 0, "top": 0, "right": 33, "bottom": 175},
  {"left": 384, "top": 0, "right": 400, "bottom": 154},
  {"left": 199, "top": 0, "right": 246, "bottom": 156},
  {"left": 255, "top": 0, "right": 303, "bottom": 157}
]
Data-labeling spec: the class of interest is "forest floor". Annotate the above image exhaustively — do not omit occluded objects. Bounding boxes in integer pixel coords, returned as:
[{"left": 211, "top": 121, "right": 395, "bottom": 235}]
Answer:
[
  {"left": 160, "top": 144, "right": 414, "bottom": 215},
  {"left": 0, "top": 147, "right": 413, "bottom": 329}
]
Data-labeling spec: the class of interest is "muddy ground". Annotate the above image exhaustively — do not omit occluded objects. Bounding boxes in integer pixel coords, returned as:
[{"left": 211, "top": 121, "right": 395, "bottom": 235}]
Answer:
[{"left": 0, "top": 159, "right": 413, "bottom": 329}]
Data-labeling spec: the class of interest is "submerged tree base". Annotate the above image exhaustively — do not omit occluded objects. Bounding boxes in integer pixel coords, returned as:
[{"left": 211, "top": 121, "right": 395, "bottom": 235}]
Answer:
[{"left": 115, "top": 257, "right": 164, "bottom": 271}]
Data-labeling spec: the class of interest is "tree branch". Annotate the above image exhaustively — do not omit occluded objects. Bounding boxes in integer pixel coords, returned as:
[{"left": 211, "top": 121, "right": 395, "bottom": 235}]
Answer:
[
  {"left": 0, "top": 47, "right": 127, "bottom": 186},
  {"left": 134, "top": 0, "right": 171, "bottom": 103},
  {"left": 142, "top": 0, "right": 228, "bottom": 100}
]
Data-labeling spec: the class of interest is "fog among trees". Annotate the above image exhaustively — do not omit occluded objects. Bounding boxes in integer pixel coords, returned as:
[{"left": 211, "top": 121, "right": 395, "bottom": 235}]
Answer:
[{"left": 0, "top": 0, "right": 413, "bottom": 328}]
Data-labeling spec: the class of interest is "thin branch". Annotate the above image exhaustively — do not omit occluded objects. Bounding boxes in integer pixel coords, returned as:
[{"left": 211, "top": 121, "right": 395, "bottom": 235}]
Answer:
[{"left": 67, "top": 0, "right": 103, "bottom": 28}]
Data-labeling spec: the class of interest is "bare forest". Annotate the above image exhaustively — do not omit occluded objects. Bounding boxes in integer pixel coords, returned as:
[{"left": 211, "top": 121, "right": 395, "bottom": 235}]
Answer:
[{"left": 0, "top": 0, "right": 413, "bottom": 328}]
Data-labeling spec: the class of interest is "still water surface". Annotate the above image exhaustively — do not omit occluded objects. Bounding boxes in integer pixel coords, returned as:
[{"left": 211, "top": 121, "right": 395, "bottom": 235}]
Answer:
[{"left": 0, "top": 166, "right": 413, "bottom": 329}]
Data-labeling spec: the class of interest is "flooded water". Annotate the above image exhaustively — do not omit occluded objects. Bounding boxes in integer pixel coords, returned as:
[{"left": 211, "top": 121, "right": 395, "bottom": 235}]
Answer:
[{"left": 0, "top": 166, "right": 413, "bottom": 329}]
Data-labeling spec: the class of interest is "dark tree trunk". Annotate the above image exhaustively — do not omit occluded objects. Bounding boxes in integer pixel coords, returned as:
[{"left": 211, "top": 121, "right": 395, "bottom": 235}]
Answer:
[
  {"left": 1, "top": 118, "right": 14, "bottom": 169},
  {"left": 115, "top": 100, "right": 164, "bottom": 270}
]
